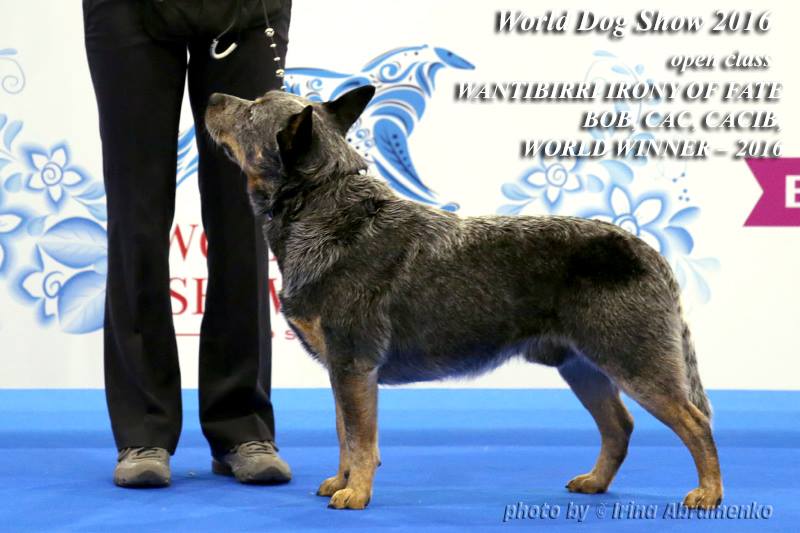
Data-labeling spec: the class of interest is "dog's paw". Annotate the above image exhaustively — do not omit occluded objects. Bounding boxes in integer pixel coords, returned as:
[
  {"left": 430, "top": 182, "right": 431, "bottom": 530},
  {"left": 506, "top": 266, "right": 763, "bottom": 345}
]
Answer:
[
  {"left": 683, "top": 487, "right": 722, "bottom": 509},
  {"left": 328, "top": 487, "right": 371, "bottom": 510},
  {"left": 565, "top": 473, "right": 608, "bottom": 494},
  {"left": 317, "top": 475, "right": 347, "bottom": 497}
]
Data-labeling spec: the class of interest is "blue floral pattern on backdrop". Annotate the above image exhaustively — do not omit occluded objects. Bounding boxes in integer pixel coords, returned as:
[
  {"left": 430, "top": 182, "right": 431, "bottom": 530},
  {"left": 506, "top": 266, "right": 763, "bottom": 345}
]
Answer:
[
  {"left": 498, "top": 51, "right": 719, "bottom": 306},
  {"left": 0, "top": 44, "right": 475, "bottom": 334},
  {"left": 284, "top": 45, "right": 475, "bottom": 212},
  {"left": 1, "top": 47, "right": 109, "bottom": 333},
  {"left": 1, "top": 46, "right": 717, "bottom": 335},
  {"left": 1, "top": 106, "right": 109, "bottom": 333},
  {"left": 0, "top": 48, "right": 25, "bottom": 95}
]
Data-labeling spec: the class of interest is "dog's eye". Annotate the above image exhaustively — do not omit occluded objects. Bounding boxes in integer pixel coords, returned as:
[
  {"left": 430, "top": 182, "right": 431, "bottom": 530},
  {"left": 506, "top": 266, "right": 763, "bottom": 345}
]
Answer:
[{"left": 221, "top": 144, "right": 235, "bottom": 161}]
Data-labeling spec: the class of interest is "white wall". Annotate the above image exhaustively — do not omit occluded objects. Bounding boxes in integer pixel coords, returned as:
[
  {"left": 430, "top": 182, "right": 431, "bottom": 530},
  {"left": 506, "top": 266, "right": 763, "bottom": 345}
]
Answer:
[{"left": 0, "top": 0, "right": 798, "bottom": 389}]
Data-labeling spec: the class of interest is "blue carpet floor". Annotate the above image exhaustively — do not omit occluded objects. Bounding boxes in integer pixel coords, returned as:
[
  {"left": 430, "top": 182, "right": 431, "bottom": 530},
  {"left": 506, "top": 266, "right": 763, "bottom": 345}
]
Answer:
[{"left": 0, "top": 389, "right": 797, "bottom": 532}]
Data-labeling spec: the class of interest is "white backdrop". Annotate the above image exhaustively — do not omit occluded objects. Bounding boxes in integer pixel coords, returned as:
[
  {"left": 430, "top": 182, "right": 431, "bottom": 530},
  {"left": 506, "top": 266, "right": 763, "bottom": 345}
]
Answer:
[{"left": 0, "top": 0, "right": 798, "bottom": 389}]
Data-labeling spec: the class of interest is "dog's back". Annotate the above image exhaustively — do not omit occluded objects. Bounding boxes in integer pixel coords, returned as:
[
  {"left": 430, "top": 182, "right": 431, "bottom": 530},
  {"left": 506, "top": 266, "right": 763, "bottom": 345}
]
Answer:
[{"left": 364, "top": 203, "right": 675, "bottom": 384}]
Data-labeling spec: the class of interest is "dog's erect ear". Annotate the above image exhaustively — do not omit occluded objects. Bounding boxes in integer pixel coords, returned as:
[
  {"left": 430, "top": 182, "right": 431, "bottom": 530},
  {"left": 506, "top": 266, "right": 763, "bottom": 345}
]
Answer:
[
  {"left": 277, "top": 105, "right": 314, "bottom": 168},
  {"left": 322, "top": 85, "right": 376, "bottom": 135}
]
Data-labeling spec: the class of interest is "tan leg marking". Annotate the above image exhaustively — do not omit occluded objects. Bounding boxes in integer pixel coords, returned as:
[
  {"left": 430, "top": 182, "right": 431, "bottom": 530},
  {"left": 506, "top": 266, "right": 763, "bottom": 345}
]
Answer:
[
  {"left": 326, "top": 367, "right": 379, "bottom": 510},
  {"left": 317, "top": 398, "right": 350, "bottom": 496},
  {"left": 559, "top": 359, "right": 633, "bottom": 494},
  {"left": 287, "top": 316, "right": 328, "bottom": 363},
  {"left": 628, "top": 391, "right": 723, "bottom": 509}
]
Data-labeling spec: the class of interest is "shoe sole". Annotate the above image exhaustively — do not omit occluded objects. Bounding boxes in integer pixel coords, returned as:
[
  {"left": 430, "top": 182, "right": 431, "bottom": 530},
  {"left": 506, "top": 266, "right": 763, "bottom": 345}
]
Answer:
[
  {"left": 114, "top": 469, "right": 170, "bottom": 488},
  {"left": 212, "top": 459, "right": 291, "bottom": 484}
]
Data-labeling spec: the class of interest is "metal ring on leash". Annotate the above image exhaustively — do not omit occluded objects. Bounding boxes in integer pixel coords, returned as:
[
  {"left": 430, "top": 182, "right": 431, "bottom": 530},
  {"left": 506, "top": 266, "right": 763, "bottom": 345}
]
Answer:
[
  {"left": 209, "top": 0, "right": 285, "bottom": 89},
  {"left": 210, "top": 39, "right": 238, "bottom": 60},
  {"left": 209, "top": 0, "right": 242, "bottom": 60}
]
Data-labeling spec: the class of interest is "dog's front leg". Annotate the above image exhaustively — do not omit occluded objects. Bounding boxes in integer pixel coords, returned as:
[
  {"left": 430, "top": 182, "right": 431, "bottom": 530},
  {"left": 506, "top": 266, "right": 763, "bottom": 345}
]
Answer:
[
  {"left": 326, "top": 366, "right": 379, "bottom": 510},
  {"left": 317, "top": 397, "right": 350, "bottom": 496}
]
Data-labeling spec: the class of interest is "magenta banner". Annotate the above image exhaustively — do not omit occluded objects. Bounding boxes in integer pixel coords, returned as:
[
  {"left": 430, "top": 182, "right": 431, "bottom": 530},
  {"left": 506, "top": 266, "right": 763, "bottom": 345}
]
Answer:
[{"left": 745, "top": 158, "right": 800, "bottom": 227}]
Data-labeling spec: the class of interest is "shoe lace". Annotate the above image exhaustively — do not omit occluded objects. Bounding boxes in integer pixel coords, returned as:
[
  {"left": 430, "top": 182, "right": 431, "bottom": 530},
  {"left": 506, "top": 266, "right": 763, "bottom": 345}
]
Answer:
[
  {"left": 237, "top": 441, "right": 277, "bottom": 457},
  {"left": 130, "top": 447, "right": 165, "bottom": 460}
]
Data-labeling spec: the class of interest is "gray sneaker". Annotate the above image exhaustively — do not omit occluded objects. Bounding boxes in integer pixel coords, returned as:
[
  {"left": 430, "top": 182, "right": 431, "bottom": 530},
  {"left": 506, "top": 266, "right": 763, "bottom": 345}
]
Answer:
[
  {"left": 114, "top": 447, "right": 171, "bottom": 488},
  {"left": 212, "top": 441, "right": 292, "bottom": 484}
]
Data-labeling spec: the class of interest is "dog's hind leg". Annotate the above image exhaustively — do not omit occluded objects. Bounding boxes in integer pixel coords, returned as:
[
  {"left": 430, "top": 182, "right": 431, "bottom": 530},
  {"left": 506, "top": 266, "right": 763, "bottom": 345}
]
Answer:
[
  {"left": 558, "top": 355, "right": 634, "bottom": 494},
  {"left": 586, "top": 334, "right": 723, "bottom": 509},
  {"left": 614, "top": 370, "right": 722, "bottom": 509},
  {"left": 326, "top": 366, "right": 380, "bottom": 510},
  {"left": 317, "top": 398, "right": 350, "bottom": 497}
]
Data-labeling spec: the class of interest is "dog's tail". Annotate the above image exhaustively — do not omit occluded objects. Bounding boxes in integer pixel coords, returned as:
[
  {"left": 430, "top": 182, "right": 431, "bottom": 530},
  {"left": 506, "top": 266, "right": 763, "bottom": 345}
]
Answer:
[{"left": 681, "top": 320, "right": 712, "bottom": 420}]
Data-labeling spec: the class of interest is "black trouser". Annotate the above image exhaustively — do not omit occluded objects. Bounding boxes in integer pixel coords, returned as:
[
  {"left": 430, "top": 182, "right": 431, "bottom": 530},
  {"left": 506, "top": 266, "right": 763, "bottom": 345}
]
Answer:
[{"left": 83, "top": 0, "right": 290, "bottom": 455}]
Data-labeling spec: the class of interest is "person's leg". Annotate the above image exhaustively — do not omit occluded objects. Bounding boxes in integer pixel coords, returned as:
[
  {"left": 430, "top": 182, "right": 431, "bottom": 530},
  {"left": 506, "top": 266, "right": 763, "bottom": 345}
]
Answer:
[
  {"left": 84, "top": 0, "right": 187, "bottom": 453},
  {"left": 186, "top": 4, "right": 291, "bottom": 455}
]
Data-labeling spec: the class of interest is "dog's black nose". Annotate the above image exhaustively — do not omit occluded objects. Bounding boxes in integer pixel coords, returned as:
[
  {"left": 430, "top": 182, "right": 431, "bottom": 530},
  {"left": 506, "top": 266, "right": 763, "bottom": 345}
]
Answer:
[{"left": 208, "top": 93, "right": 226, "bottom": 107}]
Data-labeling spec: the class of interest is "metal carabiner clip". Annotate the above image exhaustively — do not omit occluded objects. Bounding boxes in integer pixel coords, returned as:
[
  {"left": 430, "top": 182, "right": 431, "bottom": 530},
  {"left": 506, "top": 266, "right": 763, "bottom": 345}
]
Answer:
[
  {"left": 210, "top": 38, "right": 238, "bottom": 60},
  {"left": 210, "top": 0, "right": 242, "bottom": 60}
]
